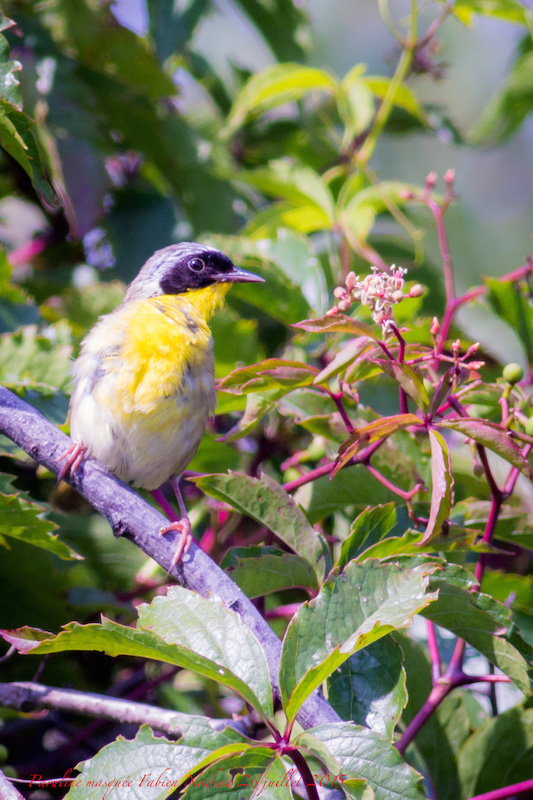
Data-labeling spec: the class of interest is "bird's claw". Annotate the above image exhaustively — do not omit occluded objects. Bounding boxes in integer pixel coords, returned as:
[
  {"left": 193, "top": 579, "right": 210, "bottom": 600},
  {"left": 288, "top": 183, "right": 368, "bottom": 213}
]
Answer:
[
  {"left": 57, "top": 442, "right": 87, "bottom": 483},
  {"left": 160, "top": 518, "right": 192, "bottom": 573}
]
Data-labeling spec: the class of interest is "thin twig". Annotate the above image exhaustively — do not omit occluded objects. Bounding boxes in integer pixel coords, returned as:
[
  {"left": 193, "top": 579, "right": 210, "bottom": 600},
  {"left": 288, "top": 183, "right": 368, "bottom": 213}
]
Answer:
[{"left": 0, "top": 681, "right": 251, "bottom": 738}]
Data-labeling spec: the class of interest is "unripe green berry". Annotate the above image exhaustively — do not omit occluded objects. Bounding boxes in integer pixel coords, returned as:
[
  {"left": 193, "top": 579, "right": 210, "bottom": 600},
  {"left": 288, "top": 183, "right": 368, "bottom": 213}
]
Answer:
[
  {"left": 502, "top": 362, "right": 524, "bottom": 384},
  {"left": 0, "top": 745, "right": 7, "bottom": 764},
  {"left": 473, "top": 463, "right": 484, "bottom": 478},
  {"left": 2, "top": 766, "right": 17, "bottom": 778},
  {"left": 283, "top": 468, "right": 301, "bottom": 483},
  {"left": 525, "top": 417, "right": 533, "bottom": 437}
]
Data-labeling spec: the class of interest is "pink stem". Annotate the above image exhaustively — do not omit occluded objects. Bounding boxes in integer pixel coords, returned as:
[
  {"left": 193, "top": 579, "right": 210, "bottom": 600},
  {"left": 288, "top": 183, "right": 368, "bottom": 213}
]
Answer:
[
  {"left": 364, "top": 464, "right": 422, "bottom": 501},
  {"left": 327, "top": 391, "right": 354, "bottom": 433},
  {"left": 426, "top": 621, "right": 442, "bottom": 683},
  {"left": 150, "top": 489, "right": 179, "bottom": 522},
  {"left": 8, "top": 234, "right": 52, "bottom": 266},
  {"left": 265, "top": 603, "right": 301, "bottom": 620},
  {"left": 282, "top": 439, "right": 385, "bottom": 493},
  {"left": 467, "top": 779, "right": 533, "bottom": 800}
]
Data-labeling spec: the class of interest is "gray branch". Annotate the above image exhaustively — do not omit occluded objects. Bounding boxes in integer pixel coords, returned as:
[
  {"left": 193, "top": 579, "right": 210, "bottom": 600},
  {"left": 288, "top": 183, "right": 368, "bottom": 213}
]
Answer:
[
  {"left": 0, "top": 681, "right": 251, "bottom": 738},
  {"left": 0, "top": 386, "right": 340, "bottom": 729},
  {"left": 0, "top": 770, "right": 24, "bottom": 800}
]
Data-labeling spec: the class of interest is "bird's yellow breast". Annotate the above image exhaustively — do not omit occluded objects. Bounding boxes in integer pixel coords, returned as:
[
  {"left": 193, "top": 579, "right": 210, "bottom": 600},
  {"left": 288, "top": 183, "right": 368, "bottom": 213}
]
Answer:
[{"left": 69, "top": 284, "right": 230, "bottom": 488}]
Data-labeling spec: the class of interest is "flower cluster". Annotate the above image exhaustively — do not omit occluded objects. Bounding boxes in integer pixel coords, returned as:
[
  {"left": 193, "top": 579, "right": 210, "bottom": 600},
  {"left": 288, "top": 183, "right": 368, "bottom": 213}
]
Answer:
[{"left": 327, "top": 265, "right": 424, "bottom": 333}]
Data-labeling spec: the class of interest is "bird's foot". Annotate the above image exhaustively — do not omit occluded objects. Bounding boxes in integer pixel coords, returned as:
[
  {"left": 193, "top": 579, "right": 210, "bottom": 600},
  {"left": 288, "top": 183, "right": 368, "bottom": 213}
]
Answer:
[
  {"left": 160, "top": 517, "right": 192, "bottom": 573},
  {"left": 57, "top": 442, "right": 87, "bottom": 483}
]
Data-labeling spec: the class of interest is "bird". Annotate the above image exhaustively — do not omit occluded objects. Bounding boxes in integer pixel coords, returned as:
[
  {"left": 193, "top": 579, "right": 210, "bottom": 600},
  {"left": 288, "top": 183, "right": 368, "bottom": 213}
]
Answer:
[{"left": 58, "top": 242, "right": 264, "bottom": 570}]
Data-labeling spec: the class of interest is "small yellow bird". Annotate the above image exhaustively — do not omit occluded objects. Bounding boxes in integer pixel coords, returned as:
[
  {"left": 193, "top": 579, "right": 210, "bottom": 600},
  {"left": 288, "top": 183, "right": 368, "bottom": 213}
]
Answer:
[{"left": 59, "top": 242, "right": 264, "bottom": 568}]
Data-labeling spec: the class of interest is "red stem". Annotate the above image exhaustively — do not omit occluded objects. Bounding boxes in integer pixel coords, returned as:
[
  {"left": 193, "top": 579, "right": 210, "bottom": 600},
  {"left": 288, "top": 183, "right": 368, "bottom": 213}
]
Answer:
[
  {"left": 327, "top": 391, "right": 354, "bottom": 434},
  {"left": 285, "top": 749, "right": 320, "bottom": 800}
]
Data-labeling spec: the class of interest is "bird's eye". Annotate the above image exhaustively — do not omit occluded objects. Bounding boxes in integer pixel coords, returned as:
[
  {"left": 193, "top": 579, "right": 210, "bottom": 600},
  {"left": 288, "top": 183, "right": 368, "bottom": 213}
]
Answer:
[{"left": 188, "top": 257, "right": 205, "bottom": 272}]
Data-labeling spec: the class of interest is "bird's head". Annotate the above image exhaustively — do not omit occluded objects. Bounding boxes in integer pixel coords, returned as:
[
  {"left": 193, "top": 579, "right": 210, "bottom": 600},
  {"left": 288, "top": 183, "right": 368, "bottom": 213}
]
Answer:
[{"left": 125, "top": 242, "right": 264, "bottom": 303}]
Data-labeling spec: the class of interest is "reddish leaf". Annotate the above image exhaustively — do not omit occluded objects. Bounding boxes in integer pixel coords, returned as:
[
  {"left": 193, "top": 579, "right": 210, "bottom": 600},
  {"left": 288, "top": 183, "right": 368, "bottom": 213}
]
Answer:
[
  {"left": 438, "top": 418, "right": 533, "bottom": 482},
  {"left": 420, "top": 428, "right": 454, "bottom": 545},
  {"left": 0, "top": 626, "right": 54, "bottom": 654},
  {"left": 292, "top": 314, "right": 379, "bottom": 341},
  {"left": 374, "top": 360, "right": 430, "bottom": 411},
  {"left": 429, "top": 367, "right": 470, "bottom": 417},
  {"left": 332, "top": 413, "right": 422, "bottom": 478},
  {"left": 217, "top": 359, "right": 317, "bottom": 395}
]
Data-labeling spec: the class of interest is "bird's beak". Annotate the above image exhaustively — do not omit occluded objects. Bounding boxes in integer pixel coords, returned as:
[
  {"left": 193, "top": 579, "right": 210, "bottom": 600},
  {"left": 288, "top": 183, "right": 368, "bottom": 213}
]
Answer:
[{"left": 216, "top": 266, "right": 265, "bottom": 284}]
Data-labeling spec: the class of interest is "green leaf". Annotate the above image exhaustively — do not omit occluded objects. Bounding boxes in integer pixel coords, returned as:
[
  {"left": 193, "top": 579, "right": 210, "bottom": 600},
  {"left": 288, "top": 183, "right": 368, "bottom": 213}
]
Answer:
[
  {"left": 225, "top": 63, "right": 338, "bottom": 134},
  {"left": 147, "top": 0, "right": 211, "bottom": 63},
  {"left": 138, "top": 589, "right": 273, "bottom": 720},
  {"left": 217, "top": 359, "right": 318, "bottom": 395},
  {"left": 327, "top": 637, "right": 407, "bottom": 739},
  {"left": 338, "top": 64, "right": 376, "bottom": 145},
  {"left": 296, "top": 723, "right": 426, "bottom": 800},
  {"left": 420, "top": 428, "right": 454, "bottom": 544},
  {"left": 279, "top": 560, "right": 438, "bottom": 721},
  {"left": 232, "top": 159, "right": 335, "bottom": 223},
  {"left": 333, "top": 414, "right": 422, "bottom": 477},
  {"left": 363, "top": 77, "right": 428, "bottom": 122},
  {"left": 4, "top": 587, "right": 274, "bottom": 719},
  {"left": 0, "top": 489, "right": 80, "bottom": 560},
  {"left": 0, "top": 323, "right": 73, "bottom": 391},
  {"left": 251, "top": 232, "right": 327, "bottom": 313},
  {"left": 484, "top": 275, "right": 533, "bottom": 363},
  {"left": 277, "top": 387, "right": 354, "bottom": 441},
  {"left": 232, "top": 0, "right": 309, "bottom": 61},
  {"left": 67, "top": 723, "right": 254, "bottom": 800},
  {"left": 0, "top": 27, "right": 22, "bottom": 109},
  {"left": 374, "top": 360, "right": 430, "bottom": 411},
  {"left": 0, "top": 100, "right": 58, "bottom": 207},
  {"left": 421, "top": 580, "right": 533, "bottom": 693},
  {"left": 216, "top": 391, "right": 278, "bottom": 442},
  {"left": 457, "top": 707, "right": 533, "bottom": 798},
  {"left": 358, "top": 526, "right": 497, "bottom": 560},
  {"left": 453, "top": 0, "right": 533, "bottom": 26},
  {"left": 338, "top": 503, "right": 399, "bottom": 568},
  {"left": 193, "top": 472, "right": 326, "bottom": 578},
  {"left": 437, "top": 418, "right": 533, "bottom": 482},
  {"left": 293, "top": 313, "right": 378, "bottom": 341},
  {"left": 182, "top": 749, "right": 290, "bottom": 800},
  {"left": 337, "top": 182, "right": 419, "bottom": 247},
  {"left": 222, "top": 547, "right": 318, "bottom": 598},
  {"left": 313, "top": 337, "right": 374, "bottom": 385},
  {"left": 56, "top": 0, "right": 177, "bottom": 100},
  {"left": 207, "top": 235, "right": 311, "bottom": 323}
]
